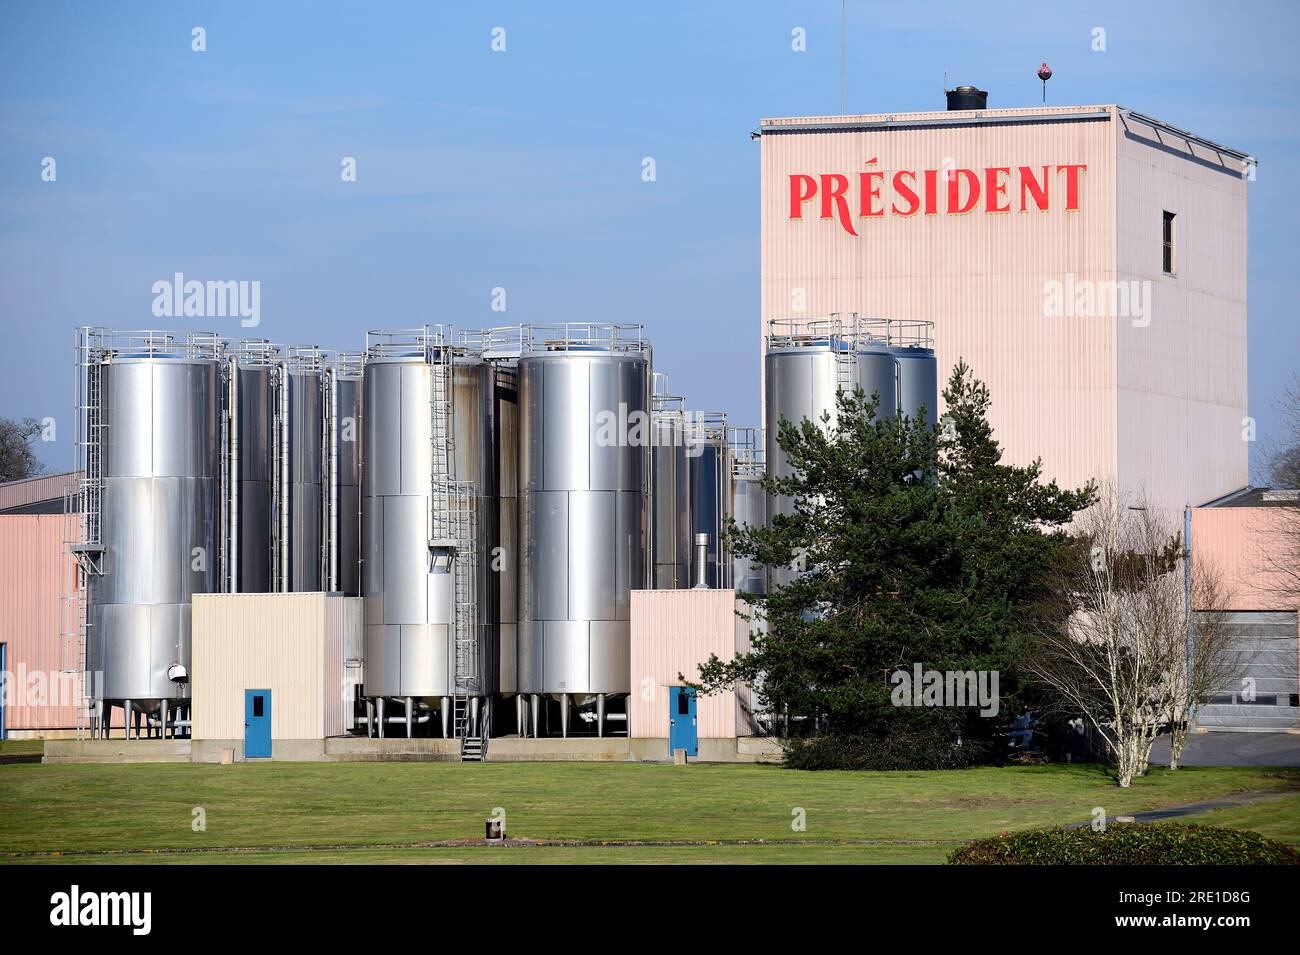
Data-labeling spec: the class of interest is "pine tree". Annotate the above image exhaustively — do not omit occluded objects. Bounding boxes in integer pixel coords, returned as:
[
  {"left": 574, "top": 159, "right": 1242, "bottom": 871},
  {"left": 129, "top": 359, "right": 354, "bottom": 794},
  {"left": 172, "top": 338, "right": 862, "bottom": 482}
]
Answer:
[{"left": 695, "top": 361, "right": 1095, "bottom": 767}]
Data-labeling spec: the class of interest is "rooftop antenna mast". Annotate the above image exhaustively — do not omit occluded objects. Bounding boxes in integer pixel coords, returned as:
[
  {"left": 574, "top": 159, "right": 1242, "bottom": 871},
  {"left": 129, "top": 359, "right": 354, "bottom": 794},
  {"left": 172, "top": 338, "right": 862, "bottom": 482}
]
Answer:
[{"left": 1037, "top": 62, "right": 1053, "bottom": 103}]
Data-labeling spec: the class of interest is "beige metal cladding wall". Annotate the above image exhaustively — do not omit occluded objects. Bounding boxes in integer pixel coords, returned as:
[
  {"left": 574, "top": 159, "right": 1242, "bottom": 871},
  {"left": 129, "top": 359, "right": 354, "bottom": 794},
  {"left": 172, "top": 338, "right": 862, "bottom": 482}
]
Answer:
[
  {"left": 1192, "top": 507, "right": 1296, "bottom": 612},
  {"left": 192, "top": 592, "right": 329, "bottom": 740},
  {"left": 629, "top": 588, "right": 748, "bottom": 738},
  {"left": 1115, "top": 123, "right": 1249, "bottom": 512},
  {"left": 760, "top": 107, "right": 1119, "bottom": 504},
  {"left": 0, "top": 515, "right": 80, "bottom": 730}
]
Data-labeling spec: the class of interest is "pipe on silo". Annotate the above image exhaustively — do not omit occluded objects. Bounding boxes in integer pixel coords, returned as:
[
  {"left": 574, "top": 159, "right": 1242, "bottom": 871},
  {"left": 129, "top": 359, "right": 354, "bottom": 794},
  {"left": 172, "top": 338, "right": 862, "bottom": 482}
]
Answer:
[{"left": 692, "top": 533, "right": 710, "bottom": 589}]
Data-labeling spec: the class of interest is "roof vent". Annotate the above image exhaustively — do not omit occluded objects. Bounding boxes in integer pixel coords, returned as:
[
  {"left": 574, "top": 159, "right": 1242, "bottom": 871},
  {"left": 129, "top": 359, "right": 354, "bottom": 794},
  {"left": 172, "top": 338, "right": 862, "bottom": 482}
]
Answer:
[{"left": 945, "top": 86, "right": 988, "bottom": 111}]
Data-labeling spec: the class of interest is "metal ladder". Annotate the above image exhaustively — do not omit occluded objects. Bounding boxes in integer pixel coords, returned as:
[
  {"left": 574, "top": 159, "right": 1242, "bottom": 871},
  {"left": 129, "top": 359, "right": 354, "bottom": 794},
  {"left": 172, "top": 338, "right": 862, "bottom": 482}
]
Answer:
[
  {"left": 66, "top": 332, "right": 107, "bottom": 738},
  {"left": 833, "top": 338, "right": 855, "bottom": 395}
]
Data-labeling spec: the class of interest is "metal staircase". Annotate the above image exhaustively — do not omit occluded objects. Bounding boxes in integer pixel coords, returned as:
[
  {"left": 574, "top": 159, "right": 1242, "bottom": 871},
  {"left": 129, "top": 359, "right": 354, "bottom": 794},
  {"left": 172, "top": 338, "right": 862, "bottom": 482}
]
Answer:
[
  {"left": 65, "top": 329, "right": 108, "bottom": 739},
  {"left": 424, "top": 333, "right": 481, "bottom": 746}
]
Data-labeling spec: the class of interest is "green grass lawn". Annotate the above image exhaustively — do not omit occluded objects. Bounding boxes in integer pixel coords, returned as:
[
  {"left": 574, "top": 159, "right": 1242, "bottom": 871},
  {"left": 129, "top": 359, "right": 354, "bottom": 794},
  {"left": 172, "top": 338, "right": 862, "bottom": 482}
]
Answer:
[
  {"left": 0, "top": 740, "right": 45, "bottom": 757},
  {"left": 1, "top": 759, "right": 1296, "bottom": 864}
]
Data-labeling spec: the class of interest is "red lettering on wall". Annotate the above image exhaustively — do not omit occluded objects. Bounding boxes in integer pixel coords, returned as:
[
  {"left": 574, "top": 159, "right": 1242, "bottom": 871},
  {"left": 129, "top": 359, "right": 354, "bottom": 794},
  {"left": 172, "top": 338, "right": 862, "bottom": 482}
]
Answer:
[
  {"left": 984, "top": 167, "right": 1011, "bottom": 213},
  {"left": 789, "top": 174, "right": 817, "bottom": 219},
  {"left": 819, "top": 174, "right": 858, "bottom": 236},
  {"left": 1057, "top": 163, "right": 1086, "bottom": 211},
  {"left": 1018, "top": 165, "right": 1049, "bottom": 211},
  {"left": 947, "top": 169, "right": 980, "bottom": 214},
  {"left": 859, "top": 170, "right": 886, "bottom": 217},
  {"left": 891, "top": 170, "right": 920, "bottom": 217}
]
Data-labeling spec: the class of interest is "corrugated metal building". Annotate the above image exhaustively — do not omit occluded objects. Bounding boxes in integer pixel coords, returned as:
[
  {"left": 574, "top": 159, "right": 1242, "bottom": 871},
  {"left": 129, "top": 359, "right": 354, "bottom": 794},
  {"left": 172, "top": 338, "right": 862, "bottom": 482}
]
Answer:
[
  {"left": 1192, "top": 490, "right": 1299, "bottom": 730},
  {"left": 191, "top": 592, "right": 356, "bottom": 760},
  {"left": 760, "top": 103, "right": 1251, "bottom": 517},
  {"left": 628, "top": 589, "right": 755, "bottom": 742},
  {"left": 0, "top": 514, "right": 80, "bottom": 736}
]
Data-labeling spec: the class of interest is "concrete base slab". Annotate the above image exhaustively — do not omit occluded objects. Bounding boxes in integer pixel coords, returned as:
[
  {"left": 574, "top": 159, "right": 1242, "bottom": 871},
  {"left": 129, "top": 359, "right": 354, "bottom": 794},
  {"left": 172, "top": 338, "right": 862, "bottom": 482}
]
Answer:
[
  {"left": 43, "top": 739, "right": 192, "bottom": 764},
  {"left": 325, "top": 737, "right": 462, "bottom": 761}
]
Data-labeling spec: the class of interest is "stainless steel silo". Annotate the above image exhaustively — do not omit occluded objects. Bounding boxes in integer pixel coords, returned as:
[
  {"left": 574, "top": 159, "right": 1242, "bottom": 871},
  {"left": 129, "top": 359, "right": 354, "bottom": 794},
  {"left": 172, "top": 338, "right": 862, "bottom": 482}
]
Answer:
[
  {"left": 514, "top": 323, "right": 649, "bottom": 738},
  {"left": 325, "top": 351, "right": 363, "bottom": 595},
  {"left": 764, "top": 314, "right": 898, "bottom": 589},
  {"left": 78, "top": 328, "right": 223, "bottom": 740},
  {"left": 687, "top": 413, "right": 732, "bottom": 589},
  {"left": 361, "top": 328, "right": 495, "bottom": 739},
  {"left": 492, "top": 362, "right": 520, "bottom": 719},
  {"left": 650, "top": 386, "right": 691, "bottom": 589},
  {"left": 277, "top": 348, "right": 325, "bottom": 592},
  {"left": 729, "top": 427, "right": 767, "bottom": 596},
  {"left": 225, "top": 340, "right": 277, "bottom": 594},
  {"left": 884, "top": 321, "right": 938, "bottom": 425}
]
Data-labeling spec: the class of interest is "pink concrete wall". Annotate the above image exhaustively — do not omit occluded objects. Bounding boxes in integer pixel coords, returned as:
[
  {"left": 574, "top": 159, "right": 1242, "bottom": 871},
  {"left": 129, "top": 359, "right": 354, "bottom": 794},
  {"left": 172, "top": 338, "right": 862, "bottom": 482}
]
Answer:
[
  {"left": 628, "top": 589, "right": 754, "bottom": 738},
  {"left": 0, "top": 515, "right": 81, "bottom": 731},
  {"left": 1192, "top": 506, "right": 1297, "bottom": 612},
  {"left": 760, "top": 105, "right": 1250, "bottom": 516}
]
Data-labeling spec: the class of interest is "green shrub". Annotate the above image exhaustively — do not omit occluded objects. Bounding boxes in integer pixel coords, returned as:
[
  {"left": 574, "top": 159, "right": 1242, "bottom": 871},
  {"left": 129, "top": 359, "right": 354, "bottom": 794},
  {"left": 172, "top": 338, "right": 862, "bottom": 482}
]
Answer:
[
  {"left": 948, "top": 823, "right": 1300, "bottom": 865},
  {"left": 783, "top": 724, "right": 1000, "bottom": 772}
]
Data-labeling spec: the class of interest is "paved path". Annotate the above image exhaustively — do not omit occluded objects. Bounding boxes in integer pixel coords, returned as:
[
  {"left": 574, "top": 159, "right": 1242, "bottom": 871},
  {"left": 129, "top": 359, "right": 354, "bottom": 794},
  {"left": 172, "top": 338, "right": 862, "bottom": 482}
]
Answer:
[
  {"left": 1148, "top": 731, "right": 1300, "bottom": 767},
  {"left": 1062, "top": 787, "right": 1299, "bottom": 829}
]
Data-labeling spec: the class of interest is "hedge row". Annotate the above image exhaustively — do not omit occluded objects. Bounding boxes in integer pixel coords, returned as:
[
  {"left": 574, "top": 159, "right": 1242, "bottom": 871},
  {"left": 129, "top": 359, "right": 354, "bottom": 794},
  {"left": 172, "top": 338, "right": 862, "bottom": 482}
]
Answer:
[{"left": 948, "top": 822, "right": 1300, "bottom": 865}]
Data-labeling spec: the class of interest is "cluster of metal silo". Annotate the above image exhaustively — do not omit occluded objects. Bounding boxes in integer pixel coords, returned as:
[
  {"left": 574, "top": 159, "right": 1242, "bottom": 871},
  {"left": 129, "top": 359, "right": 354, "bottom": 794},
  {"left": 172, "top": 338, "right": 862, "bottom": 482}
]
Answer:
[
  {"left": 763, "top": 313, "right": 937, "bottom": 589},
  {"left": 71, "top": 328, "right": 365, "bottom": 740},
  {"left": 69, "top": 314, "right": 933, "bottom": 743}
]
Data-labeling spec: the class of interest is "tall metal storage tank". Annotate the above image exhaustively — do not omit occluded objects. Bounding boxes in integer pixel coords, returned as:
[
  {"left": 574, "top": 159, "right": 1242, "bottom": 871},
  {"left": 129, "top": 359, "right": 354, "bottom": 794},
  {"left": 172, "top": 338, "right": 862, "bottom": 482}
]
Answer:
[
  {"left": 884, "top": 321, "right": 938, "bottom": 425},
  {"left": 729, "top": 427, "right": 767, "bottom": 595},
  {"left": 650, "top": 391, "right": 691, "bottom": 589},
  {"left": 687, "top": 414, "right": 732, "bottom": 589},
  {"left": 80, "top": 329, "right": 222, "bottom": 738},
  {"left": 277, "top": 348, "right": 325, "bottom": 592},
  {"left": 764, "top": 315, "right": 897, "bottom": 589},
  {"left": 361, "top": 328, "right": 495, "bottom": 738},
  {"left": 325, "top": 352, "right": 363, "bottom": 595},
  {"left": 516, "top": 323, "right": 649, "bottom": 737},
  {"left": 492, "top": 362, "right": 520, "bottom": 706},
  {"left": 226, "top": 340, "right": 277, "bottom": 594}
]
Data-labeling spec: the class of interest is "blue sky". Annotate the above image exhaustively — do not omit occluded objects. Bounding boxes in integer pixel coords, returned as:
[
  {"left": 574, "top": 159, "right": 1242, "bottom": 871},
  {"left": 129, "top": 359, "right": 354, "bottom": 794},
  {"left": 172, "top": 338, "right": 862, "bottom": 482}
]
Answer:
[{"left": 2, "top": 1, "right": 1296, "bottom": 478}]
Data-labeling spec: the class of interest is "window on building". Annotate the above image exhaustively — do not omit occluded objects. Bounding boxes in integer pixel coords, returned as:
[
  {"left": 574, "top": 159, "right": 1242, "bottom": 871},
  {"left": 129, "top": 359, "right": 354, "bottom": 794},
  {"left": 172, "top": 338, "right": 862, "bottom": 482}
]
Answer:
[{"left": 1162, "top": 210, "right": 1176, "bottom": 274}]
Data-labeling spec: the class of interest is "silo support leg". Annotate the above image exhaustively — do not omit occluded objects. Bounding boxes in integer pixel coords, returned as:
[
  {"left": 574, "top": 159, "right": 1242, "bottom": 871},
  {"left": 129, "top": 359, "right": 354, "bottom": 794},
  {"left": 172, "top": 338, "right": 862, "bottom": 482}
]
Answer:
[
  {"left": 597, "top": 694, "right": 605, "bottom": 739},
  {"left": 405, "top": 696, "right": 413, "bottom": 739},
  {"left": 161, "top": 700, "right": 169, "bottom": 740},
  {"left": 124, "top": 699, "right": 133, "bottom": 741},
  {"left": 470, "top": 697, "right": 480, "bottom": 737},
  {"left": 441, "top": 697, "right": 450, "bottom": 738},
  {"left": 530, "top": 695, "right": 540, "bottom": 739},
  {"left": 560, "top": 693, "right": 569, "bottom": 739},
  {"left": 377, "top": 697, "right": 385, "bottom": 739},
  {"left": 515, "top": 695, "right": 524, "bottom": 737},
  {"left": 365, "top": 698, "right": 374, "bottom": 738}
]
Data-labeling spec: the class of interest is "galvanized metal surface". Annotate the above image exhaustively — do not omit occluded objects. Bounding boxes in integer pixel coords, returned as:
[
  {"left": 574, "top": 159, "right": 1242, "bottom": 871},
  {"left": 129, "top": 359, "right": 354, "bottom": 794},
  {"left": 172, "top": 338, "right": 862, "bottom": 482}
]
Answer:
[
  {"left": 361, "top": 348, "right": 494, "bottom": 701},
  {"left": 517, "top": 346, "right": 649, "bottom": 697},
  {"left": 89, "top": 353, "right": 221, "bottom": 706}
]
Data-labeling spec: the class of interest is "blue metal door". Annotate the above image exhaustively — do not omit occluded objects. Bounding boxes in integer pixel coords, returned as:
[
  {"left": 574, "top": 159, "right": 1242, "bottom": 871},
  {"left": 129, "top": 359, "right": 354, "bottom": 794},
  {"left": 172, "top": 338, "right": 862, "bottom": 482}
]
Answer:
[
  {"left": 244, "top": 689, "right": 271, "bottom": 758},
  {"left": 668, "top": 686, "right": 697, "bottom": 757}
]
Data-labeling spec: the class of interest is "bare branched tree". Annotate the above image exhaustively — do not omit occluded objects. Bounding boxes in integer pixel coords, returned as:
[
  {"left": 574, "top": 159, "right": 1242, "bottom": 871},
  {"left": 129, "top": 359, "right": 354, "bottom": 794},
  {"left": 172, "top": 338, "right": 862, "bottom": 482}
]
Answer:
[
  {"left": 1026, "top": 489, "right": 1239, "bottom": 786},
  {"left": 0, "top": 416, "right": 43, "bottom": 483},
  {"left": 1255, "top": 372, "right": 1300, "bottom": 609}
]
